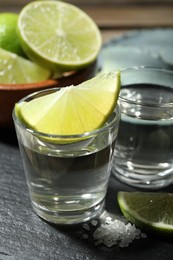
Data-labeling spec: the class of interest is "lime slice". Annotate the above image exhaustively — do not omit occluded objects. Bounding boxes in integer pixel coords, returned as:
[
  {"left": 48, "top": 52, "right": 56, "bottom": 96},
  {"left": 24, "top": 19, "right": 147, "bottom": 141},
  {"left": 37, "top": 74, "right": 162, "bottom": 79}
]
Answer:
[
  {"left": 17, "top": 0, "right": 102, "bottom": 71},
  {"left": 118, "top": 191, "right": 173, "bottom": 235},
  {"left": 15, "top": 71, "right": 120, "bottom": 135},
  {"left": 0, "top": 48, "right": 51, "bottom": 84},
  {"left": 0, "top": 13, "right": 25, "bottom": 57}
]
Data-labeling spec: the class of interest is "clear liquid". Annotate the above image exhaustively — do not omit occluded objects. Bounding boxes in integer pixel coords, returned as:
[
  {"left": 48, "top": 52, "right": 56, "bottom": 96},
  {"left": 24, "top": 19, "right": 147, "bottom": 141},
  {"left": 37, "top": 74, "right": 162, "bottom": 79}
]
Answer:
[
  {"left": 113, "top": 84, "right": 173, "bottom": 188},
  {"left": 19, "top": 140, "right": 115, "bottom": 223}
]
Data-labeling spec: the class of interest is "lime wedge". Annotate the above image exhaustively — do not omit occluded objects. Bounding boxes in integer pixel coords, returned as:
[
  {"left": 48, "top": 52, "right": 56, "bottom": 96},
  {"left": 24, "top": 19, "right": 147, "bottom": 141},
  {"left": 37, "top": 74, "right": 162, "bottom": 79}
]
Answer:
[
  {"left": 15, "top": 71, "right": 120, "bottom": 135},
  {"left": 0, "top": 48, "right": 51, "bottom": 84},
  {"left": 17, "top": 1, "right": 102, "bottom": 71},
  {"left": 118, "top": 191, "right": 173, "bottom": 235}
]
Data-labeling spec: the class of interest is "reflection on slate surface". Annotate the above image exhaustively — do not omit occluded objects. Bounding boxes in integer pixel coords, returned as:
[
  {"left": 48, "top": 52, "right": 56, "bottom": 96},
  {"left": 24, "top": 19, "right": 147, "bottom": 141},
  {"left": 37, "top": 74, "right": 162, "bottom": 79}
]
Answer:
[{"left": 100, "top": 29, "right": 173, "bottom": 72}]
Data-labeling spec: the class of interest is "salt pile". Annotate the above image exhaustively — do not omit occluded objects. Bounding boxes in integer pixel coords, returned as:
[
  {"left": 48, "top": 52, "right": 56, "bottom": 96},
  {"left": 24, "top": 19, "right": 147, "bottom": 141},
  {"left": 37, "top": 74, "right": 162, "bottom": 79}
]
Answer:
[{"left": 82, "top": 214, "right": 147, "bottom": 248}]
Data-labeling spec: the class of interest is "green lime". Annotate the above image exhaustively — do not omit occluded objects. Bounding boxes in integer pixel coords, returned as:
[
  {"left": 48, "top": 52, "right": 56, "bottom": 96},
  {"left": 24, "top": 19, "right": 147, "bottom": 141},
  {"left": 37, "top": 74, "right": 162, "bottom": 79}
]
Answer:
[
  {"left": 0, "top": 13, "right": 25, "bottom": 56},
  {"left": 0, "top": 47, "right": 51, "bottom": 84},
  {"left": 17, "top": 0, "right": 102, "bottom": 71},
  {"left": 118, "top": 191, "right": 173, "bottom": 235},
  {"left": 15, "top": 71, "right": 120, "bottom": 135}
]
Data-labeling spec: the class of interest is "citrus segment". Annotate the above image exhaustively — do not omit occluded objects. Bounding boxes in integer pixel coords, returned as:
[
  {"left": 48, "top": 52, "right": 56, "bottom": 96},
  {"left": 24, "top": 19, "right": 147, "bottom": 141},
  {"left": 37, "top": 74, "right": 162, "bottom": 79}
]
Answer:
[
  {"left": 17, "top": 0, "right": 102, "bottom": 71},
  {"left": 15, "top": 71, "right": 120, "bottom": 135},
  {"left": 118, "top": 191, "right": 173, "bottom": 234},
  {"left": 0, "top": 48, "right": 51, "bottom": 84}
]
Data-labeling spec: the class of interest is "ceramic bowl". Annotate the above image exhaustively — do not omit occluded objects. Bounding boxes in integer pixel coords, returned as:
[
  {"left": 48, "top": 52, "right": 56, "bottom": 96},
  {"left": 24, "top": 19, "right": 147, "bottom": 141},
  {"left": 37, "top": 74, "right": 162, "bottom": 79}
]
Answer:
[{"left": 0, "top": 60, "right": 98, "bottom": 127}]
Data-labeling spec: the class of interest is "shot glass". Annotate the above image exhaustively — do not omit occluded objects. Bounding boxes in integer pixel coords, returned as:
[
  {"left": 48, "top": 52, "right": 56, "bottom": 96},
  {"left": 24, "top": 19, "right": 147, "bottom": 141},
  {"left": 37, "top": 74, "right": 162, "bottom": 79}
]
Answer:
[
  {"left": 13, "top": 88, "right": 120, "bottom": 225},
  {"left": 112, "top": 67, "right": 173, "bottom": 189}
]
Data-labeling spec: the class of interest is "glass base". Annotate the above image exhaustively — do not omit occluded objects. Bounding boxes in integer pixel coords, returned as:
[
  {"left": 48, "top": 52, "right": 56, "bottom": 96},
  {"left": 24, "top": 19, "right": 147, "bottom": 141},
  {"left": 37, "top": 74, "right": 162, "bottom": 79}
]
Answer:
[
  {"left": 31, "top": 199, "right": 105, "bottom": 225},
  {"left": 112, "top": 164, "right": 173, "bottom": 189}
]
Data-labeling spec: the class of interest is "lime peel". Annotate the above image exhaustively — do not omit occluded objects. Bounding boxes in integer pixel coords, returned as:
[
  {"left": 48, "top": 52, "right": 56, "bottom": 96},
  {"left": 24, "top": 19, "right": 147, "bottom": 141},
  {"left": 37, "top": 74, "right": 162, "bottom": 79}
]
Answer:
[
  {"left": 118, "top": 191, "right": 173, "bottom": 235},
  {"left": 15, "top": 71, "right": 121, "bottom": 136},
  {"left": 17, "top": 0, "right": 102, "bottom": 71},
  {"left": 0, "top": 12, "right": 25, "bottom": 56}
]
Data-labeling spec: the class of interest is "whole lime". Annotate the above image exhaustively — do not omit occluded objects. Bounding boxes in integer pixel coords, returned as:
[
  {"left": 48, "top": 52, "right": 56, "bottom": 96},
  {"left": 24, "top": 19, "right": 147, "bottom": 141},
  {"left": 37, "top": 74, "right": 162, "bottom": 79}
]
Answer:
[{"left": 0, "top": 13, "right": 25, "bottom": 56}]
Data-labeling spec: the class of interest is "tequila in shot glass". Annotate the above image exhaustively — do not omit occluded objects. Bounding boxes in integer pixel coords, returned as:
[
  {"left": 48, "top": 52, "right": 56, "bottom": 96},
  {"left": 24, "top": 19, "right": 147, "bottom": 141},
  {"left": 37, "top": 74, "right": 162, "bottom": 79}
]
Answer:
[
  {"left": 13, "top": 88, "right": 120, "bottom": 225},
  {"left": 112, "top": 67, "right": 173, "bottom": 189}
]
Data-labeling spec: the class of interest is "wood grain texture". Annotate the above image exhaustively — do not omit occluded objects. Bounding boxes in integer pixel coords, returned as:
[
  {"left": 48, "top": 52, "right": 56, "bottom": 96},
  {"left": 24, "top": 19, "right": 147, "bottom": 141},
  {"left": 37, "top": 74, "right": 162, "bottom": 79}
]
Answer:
[
  {"left": 83, "top": 6, "right": 173, "bottom": 28},
  {"left": 1, "top": 0, "right": 173, "bottom": 6},
  {"left": 1, "top": 4, "right": 173, "bottom": 29}
]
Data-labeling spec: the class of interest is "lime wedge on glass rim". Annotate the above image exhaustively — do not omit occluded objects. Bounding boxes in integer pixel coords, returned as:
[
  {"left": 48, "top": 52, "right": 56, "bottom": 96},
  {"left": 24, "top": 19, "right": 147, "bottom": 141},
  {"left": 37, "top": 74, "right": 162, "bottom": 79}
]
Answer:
[
  {"left": 17, "top": 0, "right": 102, "bottom": 72},
  {"left": 0, "top": 47, "right": 51, "bottom": 84},
  {"left": 15, "top": 71, "right": 120, "bottom": 137},
  {"left": 118, "top": 191, "right": 173, "bottom": 235}
]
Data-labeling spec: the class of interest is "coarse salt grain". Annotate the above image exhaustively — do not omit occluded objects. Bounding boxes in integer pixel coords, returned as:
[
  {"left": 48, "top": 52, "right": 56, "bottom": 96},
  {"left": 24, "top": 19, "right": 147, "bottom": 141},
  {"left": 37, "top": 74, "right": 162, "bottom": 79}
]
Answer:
[
  {"left": 93, "top": 217, "right": 146, "bottom": 248},
  {"left": 82, "top": 223, "right": 90, "bottom": 231},
  {"left": 91, "top": 219, "right": 98, "bottom": 226},
  {"left": 82, "top": 213, "right": 147, "bottom": 248}
]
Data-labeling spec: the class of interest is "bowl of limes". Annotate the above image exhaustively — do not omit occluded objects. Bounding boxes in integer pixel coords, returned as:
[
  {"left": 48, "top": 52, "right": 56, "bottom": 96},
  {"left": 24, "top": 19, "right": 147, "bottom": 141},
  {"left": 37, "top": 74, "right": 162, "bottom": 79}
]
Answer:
[{"left": 0, "top": 1, "right": 102, "bottom": 127}]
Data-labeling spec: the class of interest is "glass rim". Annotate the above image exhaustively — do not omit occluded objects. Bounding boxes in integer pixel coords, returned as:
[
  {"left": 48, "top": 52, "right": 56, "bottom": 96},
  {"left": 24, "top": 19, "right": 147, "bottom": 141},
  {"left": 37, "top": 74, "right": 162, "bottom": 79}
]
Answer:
[
  {"left": 13, "top": 87, "right": 120, "bottom": 139},
  {"left": 119, "top": 66, "right": 173, "bottom": 108}
]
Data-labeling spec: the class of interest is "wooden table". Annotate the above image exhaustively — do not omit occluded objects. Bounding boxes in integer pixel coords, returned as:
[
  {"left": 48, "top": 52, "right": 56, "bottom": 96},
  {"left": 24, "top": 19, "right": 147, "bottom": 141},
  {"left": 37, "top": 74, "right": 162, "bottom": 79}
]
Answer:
[
  {"left": 83, "top": 4, "right": 173, "bottom": 43},
  {"left": 2, "top": 0, "right": 173, "bottom": 43},
  {"left": 1, "top": 1, "right": 173, "bottom": 260}
]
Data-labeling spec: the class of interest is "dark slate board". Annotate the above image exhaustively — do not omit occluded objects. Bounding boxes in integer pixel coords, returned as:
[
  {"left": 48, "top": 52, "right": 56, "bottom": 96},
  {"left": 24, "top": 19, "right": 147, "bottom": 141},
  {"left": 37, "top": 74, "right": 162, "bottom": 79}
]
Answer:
[{"left": 1, "top": 127, "right": 173, "bottom": 260}]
